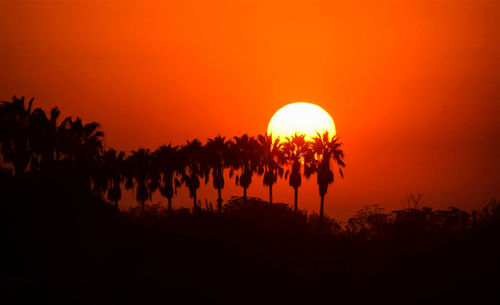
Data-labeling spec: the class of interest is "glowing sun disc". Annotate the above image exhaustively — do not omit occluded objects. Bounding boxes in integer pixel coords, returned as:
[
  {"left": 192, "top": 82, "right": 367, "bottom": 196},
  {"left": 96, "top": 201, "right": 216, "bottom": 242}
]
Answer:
[{"left": 267, "top": 102, "right": 336, "bottom": 140}]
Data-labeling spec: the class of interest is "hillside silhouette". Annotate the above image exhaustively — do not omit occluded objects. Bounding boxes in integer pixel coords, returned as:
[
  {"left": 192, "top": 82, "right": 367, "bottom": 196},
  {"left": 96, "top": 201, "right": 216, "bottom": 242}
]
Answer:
[{"left": 1, "top": 96, "right": 499, "bottom": 304}]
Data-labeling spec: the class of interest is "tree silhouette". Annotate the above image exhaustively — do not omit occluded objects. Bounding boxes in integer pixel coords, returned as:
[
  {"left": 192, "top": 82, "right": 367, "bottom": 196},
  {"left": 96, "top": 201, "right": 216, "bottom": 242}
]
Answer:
[
  {"left": 28, "top": 107, "right": 48, "bottom": 172},
  {"left": 28, "top": 106, "right": 61, "bottom": 172},
  {"left": 153, "top": 144, "right": 182, "bottom": 212},
  {"left": 0, "top": 96, "right": 105, "bottom": 184},
  {"left": 282, "top": 134, "right": 310, "bottom": 212},
  {"left": 59, "top": 117, "right": 104, "bottom": 190},
  {"left": 308, "top": 132, "right": 345, "bottom": 219},
  {"left": 257, "top": 134, "right": 284, "bottom": 204},
  {"left": 181, "top": 139, "right": 207, "bottom": 212},
  {"left": 56, "top": 117, "right": 103, "bottom": 163},
  {"left": 102, "top": 149, "right": 125, "bottom": 210},
  {"left": 206, "top": 136, "right": 231, "bottom": 212},
  {"left": 229, "top": 134, "right": 259, "bottom": 202},
  {"left": 126, "top": 149, "right": 154, "bottom": 212},
  {"left": 0, "top": 96, "right": 34, "bottom": 176},
  {"left": 90, "top": 155, "right": 109, "bottom": 196}
]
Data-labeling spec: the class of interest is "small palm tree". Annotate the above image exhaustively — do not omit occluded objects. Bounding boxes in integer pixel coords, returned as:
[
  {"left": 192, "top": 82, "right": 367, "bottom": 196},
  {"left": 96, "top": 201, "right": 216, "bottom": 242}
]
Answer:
[
  {"left": 257, "top": 134, "right": 284, "bottom": 205},
  {"left": 229, "top": 134, "right": 259, "bottom": 202},
  {"left": 282, "top": 133, "right": 310, "bottom": 212},
  {"left": 153, "top": 144, "right": 182, "bottom": 212},
  {"left": 206, "top": 136, "right": 231, "bottom": 212},
  {"left": 126, "top": 149, "right": 153, "bottom": 212},
  {"left": 181, "top": 139, "right": 207, "bottom": 212},
  {"left": 103, "top": 149, "right": 125, "bottom": 210},
  {"left": 308, "top": 131, "right": 345, "bottom": 219}
]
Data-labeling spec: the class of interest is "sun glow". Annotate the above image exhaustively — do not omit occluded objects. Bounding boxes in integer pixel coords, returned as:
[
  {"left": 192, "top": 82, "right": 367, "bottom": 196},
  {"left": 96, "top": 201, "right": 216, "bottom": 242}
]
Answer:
[{"left": 267, "top": 102, "right": 336, "bottom": 141}]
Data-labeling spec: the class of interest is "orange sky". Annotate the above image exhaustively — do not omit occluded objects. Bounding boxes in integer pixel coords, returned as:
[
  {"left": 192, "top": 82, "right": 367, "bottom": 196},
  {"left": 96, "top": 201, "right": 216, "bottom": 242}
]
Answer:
[{"left": 1, "top": 0, "right": 499, "bottom": 219}]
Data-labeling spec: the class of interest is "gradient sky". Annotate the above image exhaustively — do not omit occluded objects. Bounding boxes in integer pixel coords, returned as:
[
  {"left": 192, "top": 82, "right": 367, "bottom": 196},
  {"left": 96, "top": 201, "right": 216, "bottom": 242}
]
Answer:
[{"left": 1, "top": 0, "right": 499, "bottom": 220}]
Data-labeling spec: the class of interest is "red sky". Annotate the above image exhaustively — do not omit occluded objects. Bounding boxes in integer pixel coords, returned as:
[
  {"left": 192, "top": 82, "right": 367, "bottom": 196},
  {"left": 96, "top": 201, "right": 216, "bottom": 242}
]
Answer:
[{"left": 1, "top": 0, "right": 499, "bottom": 220}]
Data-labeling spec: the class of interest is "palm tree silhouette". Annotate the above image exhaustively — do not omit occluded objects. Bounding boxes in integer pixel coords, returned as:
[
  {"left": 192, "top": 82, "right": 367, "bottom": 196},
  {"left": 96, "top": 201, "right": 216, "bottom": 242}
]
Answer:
[
  {"left": 0, "top": 96, "right": 34, "bottom": 176},
  {"left": 257, "top": 134, "right": 284, "bottom": 205},
  {"left": 282, "top": 134, "right": 310, "bottom": 212},
  {"left": 153, "top": 144, "right": 182, "bottom": 212},
  {"left": 126, "top": 149, "right": 153, "bottom": 212},
  {"left": 58, "top": 117, "right": 104, "bottom": 190},
  {"left": 308, "top": 132, "right": 345, "bottom": 219},
  {"left": 28, "top": 107, "right": 49, "bottom": 172},
  {"left": 206, "top": 136, "right": 231, "bottom": 212},
  {"left": 57, "top": 118, "right": 103, "bottom": 162},
  {"left": 0, "top": 96, "right": 105, "bottom": 184},
  {"left": 28, "top": 106, "right": 61, "bottom": 172},
  {"left": 103, "top": 149, "right": 125, "bottom": 210},
  {"left": 181, "top": 139, "right": 206, "bottom": 212},
  {"left": 90, "top": 155, "right": 109, "bottom": 196},
  {"left": 230, "top": 134, "right": 259, "bottom": 202}
]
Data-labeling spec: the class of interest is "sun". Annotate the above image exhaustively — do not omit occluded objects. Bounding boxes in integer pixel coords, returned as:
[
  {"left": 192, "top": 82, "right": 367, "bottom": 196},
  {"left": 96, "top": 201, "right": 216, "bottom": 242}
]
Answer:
[{"left": 267, "top": 102, "right": 336, "bottom": 141}]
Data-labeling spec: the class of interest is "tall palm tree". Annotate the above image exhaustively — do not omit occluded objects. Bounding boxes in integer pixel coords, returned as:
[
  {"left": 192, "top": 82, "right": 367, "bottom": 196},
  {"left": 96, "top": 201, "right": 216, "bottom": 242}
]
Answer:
[
  {"left": 229, "top": 134, "right": 259, "bottom": 202},
  {"left": 257, "top": 134, "right": 284, "bottom": 205},
  {"left": 181, "top": 139, "right": 207, "bottom": 212},
  {"left": 308, "top": 131, "right": 345, "bottom": 219},
  {"left": 282, "top": 134, "right": 310, "bottom": 212},
  {"left": 0, "top": 96, "right": 35, "bottom": 176},
  {"left": 206, "top": 136, "right": 231, "bottom": 212},
  {"left": 153, "top": 144, "right": 182, "bottom": 212}
]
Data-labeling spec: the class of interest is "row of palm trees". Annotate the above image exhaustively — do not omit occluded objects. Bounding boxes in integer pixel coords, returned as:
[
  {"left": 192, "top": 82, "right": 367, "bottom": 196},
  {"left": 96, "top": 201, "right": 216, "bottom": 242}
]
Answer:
[{"left": 0, "top": 96, "right": 345, "bottom": 218}]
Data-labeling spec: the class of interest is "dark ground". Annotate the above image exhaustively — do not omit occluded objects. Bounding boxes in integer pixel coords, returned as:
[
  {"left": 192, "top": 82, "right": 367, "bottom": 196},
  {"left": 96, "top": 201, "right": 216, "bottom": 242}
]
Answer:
[{"left": 1, "top": 171, "right": 499, "bottom": 304}]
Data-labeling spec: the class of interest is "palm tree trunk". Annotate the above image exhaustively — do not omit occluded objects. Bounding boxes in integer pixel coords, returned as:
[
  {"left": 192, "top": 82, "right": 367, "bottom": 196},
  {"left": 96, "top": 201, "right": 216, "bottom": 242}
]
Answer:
[
  {"left": 269, "top": 184, "right": 273, "bottom": 204},
  {"left": 294, "top": 187, "right": 298, "bottom": 213},
  {"left": 141, "top": 200, "right": 145, "bottom": 213},
  {"left": 217, "top": 188, "right": 223, "bottom": 213},
  {"left": 243, "top": 187, "right": 247, "bottom": 203},
  {"left": 193, "top": 191, "right": 197, "bottom": 213},
  {"left": 319, "top": 195, "right": 325, "bottom": 219},
  {"left": 114, "top": 199, "right": 119, "bottom": 211},
  {"left": 168, "top": 197, "right": 172, "bottom": 212}
]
